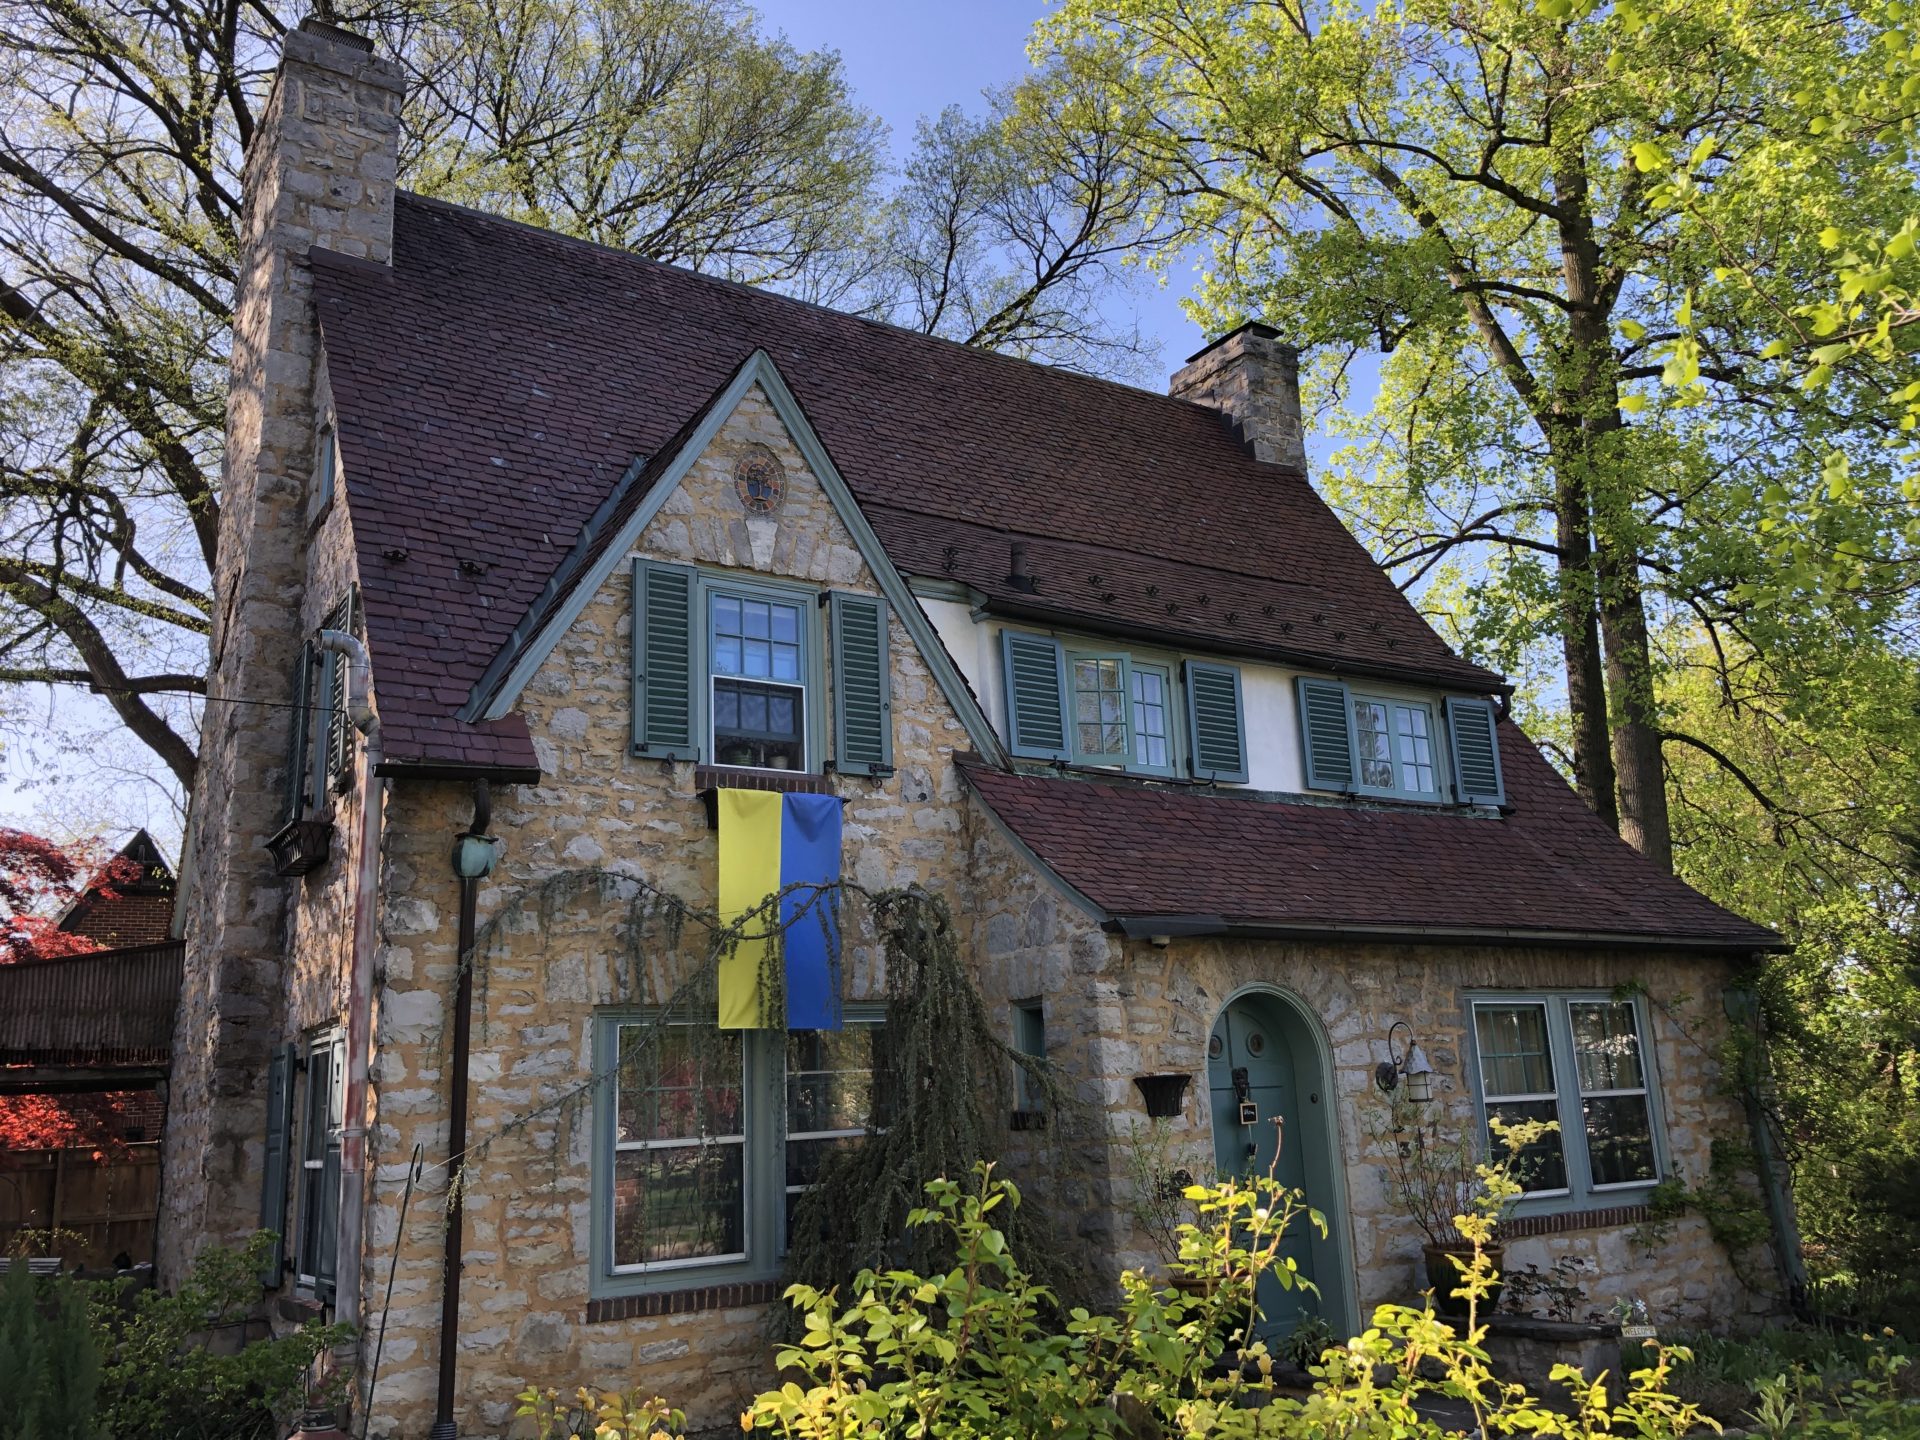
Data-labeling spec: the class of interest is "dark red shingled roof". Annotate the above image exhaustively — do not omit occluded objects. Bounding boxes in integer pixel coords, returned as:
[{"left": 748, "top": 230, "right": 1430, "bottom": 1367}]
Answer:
[
  {"left": 312, "top": 193, "right": 1501, "bottom": 771},
  {"left": 961, "top": 724, "right": 1780, "bottom": 951}
]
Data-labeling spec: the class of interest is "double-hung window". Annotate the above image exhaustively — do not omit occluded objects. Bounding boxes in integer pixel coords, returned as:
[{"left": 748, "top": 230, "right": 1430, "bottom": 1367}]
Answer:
[
  {"left": 295, "top": 1030, "right": 344, "bottom": 1298},
  {"left": 1351, "top": 694, "right": 1440, "bottom": 801},
  {"left": 709, "top": 590, "right": 807, "bottom": 771},
  {"left": 1468, "top": 995, "right": 1662, "bottom": 1210},
  {"left": 593, "top": 1009, "right": 885, "bottom": 1295}
]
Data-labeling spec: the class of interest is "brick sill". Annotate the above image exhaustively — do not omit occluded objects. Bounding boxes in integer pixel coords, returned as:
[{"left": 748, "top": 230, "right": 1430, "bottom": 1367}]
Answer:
[
  {"left": 586, "top": 1279, "right": 781, "bottom": 1323},
  {"left": 1500, "top": 1202, "right": 1651, "bottom": 1239}
]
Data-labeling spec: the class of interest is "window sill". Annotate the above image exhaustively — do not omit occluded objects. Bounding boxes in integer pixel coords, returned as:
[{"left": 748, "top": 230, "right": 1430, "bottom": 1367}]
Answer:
[
  {"left": 1499, "top": 1201, "right": 1653, "bottom": 1238},
  {"left": 586, "top": 1278, "right": 782, "bottom": 1322}
]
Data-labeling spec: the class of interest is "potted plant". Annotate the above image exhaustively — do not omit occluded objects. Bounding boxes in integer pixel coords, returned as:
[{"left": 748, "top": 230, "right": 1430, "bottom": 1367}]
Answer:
[{"left": 1374, "top": 1097, "right": 1556, "bottom": 1317}]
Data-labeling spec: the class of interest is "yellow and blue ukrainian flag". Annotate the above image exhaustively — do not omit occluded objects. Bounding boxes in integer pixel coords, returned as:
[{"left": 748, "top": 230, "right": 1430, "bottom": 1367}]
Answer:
[{"left": 715, "top": 788, "right": 842, "bottom": 1030}]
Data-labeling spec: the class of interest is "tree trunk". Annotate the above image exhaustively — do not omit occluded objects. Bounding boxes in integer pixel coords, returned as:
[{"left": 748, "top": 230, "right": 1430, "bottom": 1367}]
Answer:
[
  {"left": 1552, "top": 477, "right": 1619, "bottom": 827},
  {"left": 1594, "top": 526, "right": 1673, "bottom": 870}
]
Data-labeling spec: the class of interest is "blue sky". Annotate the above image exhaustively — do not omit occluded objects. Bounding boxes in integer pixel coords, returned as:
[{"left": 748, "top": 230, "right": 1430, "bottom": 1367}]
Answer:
[{"left": 760, "top": 0, "right": 1207, "bottom": 378}]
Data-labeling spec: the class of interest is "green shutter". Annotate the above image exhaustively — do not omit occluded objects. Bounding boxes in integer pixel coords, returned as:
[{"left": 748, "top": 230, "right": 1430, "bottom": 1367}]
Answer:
[
  {"left": 283, "top": 643, "right": 313, "bottom": 824},
  {"left": 322, "top": 588, "right": 358, "bottom": 792},
  {"left": 631, "top": 560, "right": 698, "bottom": 759},
  {"left": 1001, "top": 631, "right": 1069, "bottom": 760},
  {"left": 1445, "top": 697, "right": 1506, "bottom": 805},
  {"left": 1297, "top": 677, "right": 1357, "bottom": 791},
  {"left": 1185, "top": 661, "right": 1249, "bottom": 783},
  {"left": 831, "top": 592, "right": 892, "bottom": 775},
  {"left": 258, "top": 1043, "right": 295, "bottom": 1288}
]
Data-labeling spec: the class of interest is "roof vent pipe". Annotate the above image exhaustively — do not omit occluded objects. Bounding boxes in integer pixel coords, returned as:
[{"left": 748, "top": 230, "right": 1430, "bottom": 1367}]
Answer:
[{"left": 1006, "top": 539, "right": 1038, "bottom": 594}]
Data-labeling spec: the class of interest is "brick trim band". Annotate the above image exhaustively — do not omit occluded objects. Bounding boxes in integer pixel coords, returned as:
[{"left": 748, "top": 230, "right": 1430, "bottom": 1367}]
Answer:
[
  {"left": 586, "top": 1280, "right": 781, "bottom": 1323},
  {"left": 694, "top": 766, "right": 834, "bottom": 795},
  {"left": 1501, "top": 1203, "right": 1651, "bottom": 1239}
]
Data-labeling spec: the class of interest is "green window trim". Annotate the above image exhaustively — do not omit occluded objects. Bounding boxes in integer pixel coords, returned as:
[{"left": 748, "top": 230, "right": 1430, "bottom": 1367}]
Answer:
[
  {"left": 1350, "top": 692, "right": 1442, "bottom": 802},
  {"left": 589, "top": 1007, "right": 886, "bottom": 1298},
  {"left": 1462, "top": 991, "right": 1667, "bottom": 1218},
  {"left": 1012, "top": 1001, "right": 1046, "bottom": 1114},
  {"left": 1127, "top": 662, "right": 1178, "bottom": 778},
  {"left": 631, "top": 563, "right": 828, "bottom": 771}
]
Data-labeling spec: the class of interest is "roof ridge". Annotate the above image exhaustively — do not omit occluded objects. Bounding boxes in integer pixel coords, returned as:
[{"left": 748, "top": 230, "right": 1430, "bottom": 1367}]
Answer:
[{"left": 393, "top": 190, "right": 1231, "bottom": 416}]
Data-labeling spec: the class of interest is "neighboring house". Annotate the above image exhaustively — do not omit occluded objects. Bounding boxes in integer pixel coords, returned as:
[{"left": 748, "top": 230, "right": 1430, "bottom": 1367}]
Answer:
[
  {"left": 162, "top": 21, "right": 1790, "bottom": 1437},
  {"left": 1, "top": 832, "right": 180, "bottom": 1265}
]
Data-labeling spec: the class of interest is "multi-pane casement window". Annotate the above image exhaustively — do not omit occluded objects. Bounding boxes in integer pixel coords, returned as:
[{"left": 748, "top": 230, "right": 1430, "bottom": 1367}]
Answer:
[
  {"left": 295, "top": 1030, "right": 345, "bottom": 1299},
  {"left": 591, "top": 1008, "right": 886, "bottom": 1295},
  {"left": 1467, "top": 995, "right": 1663, "bottom": 1209},
  {"left": 631, "top": 561, "right": 894, "bottom": 776},
  {"left": 1297, "top": 678, "right": 1505, "bottom": 806},
  {"left": 1002, "top": 630, "right": 1245, "bottom": 783}
]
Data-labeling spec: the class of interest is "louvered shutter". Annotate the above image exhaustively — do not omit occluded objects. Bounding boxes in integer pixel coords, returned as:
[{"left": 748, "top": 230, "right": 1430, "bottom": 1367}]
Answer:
[
  {"left": 1185, "top": 661, "right": 1249, "bottom": 783},
  {"left": 1001, "top": 631, "right": 1069, "bottom": 760},
  {"left": 831, "top": 592, "right": 892, "bottom": 775},
  {"left": 322, "top": 588, "right": 358, "bottom": 792},
  {"left": 630, "top": 560, "right": 698, "bottom": 759},
  {"left": 313, "top": 1035, "right": 344, "bottom": 1304},
  {"left": 1445, "top": 697, "right": 1506, "bottom": 805},
  {"left": 258, "top": 1043, "right": 295, "bottom": 1287},
  {"left": 283, "top": 643, "right": 313, "bottom": 824},
  {"left": 1296, "top": 677, "right": 1357, "bottom": 791}
]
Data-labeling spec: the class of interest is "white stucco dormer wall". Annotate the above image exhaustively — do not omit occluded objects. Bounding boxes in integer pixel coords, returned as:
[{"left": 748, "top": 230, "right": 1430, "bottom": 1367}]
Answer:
[{"left": 912, "top": 592, "right": 1468, "bottom": 800}]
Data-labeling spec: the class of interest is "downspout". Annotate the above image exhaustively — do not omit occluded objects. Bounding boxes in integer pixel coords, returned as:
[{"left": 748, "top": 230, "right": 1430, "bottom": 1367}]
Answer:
[
  {"left": 317, "top": 627, "right": 380, "bottom": 1338},
  {"left": 432, "top": 782, "right": 495, "bottom": 1440},
  {"left": 1725, "top": 976, "right": 1810, "bottom": 1319}
]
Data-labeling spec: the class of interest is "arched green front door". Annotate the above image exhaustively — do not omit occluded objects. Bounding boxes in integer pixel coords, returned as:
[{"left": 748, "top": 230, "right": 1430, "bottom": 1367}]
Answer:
[{"left": 1207, "top": 990, "right": 1351, "bottom": 1344}]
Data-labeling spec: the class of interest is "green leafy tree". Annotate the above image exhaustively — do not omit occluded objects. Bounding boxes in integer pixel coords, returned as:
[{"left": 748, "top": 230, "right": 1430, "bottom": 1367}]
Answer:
[
  {"left": 0, "top": 1259, "right": 102, "bottom": 1440},
  {"left": 1036, "top": 0, "right": 1912, "bottom": 871}
]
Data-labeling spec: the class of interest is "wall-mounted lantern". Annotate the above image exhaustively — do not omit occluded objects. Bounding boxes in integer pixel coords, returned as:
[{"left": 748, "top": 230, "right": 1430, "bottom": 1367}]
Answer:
[
  {"left": 1373, "top": 1020, "right": 1434, "bottom": 1103},
  {"left": 1132, "top": 1072, "right": 1192, "bottom": 1119}
]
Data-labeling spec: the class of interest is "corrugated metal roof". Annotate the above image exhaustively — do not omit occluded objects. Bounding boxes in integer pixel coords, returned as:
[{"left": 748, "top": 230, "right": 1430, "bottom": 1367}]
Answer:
[{"left": 0, "top": 942, "right": 182, "bottom": 1066}]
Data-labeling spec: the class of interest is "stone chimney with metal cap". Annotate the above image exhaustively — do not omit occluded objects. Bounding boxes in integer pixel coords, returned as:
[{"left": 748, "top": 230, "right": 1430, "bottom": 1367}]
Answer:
[
  {"left": 162, "top": 17, "right": 402, "bottom": 1287},
  {"left": 1168, "top": 322, "right": 1307, "bottom": 471}
]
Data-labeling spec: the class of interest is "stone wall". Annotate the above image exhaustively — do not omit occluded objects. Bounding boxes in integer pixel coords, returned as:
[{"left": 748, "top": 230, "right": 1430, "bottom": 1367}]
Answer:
[
  {"left": 162, "top": 23, "right": 400, "bottom": 1285},
  {"left": 342, "top": 382, "right": 993, "bottom": 1434}
]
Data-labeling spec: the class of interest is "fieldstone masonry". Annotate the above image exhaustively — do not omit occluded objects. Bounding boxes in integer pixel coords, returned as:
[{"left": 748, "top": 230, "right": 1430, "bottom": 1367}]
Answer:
[
  {"left": 163, "top": 21, "right": 401, "bottom": 1284},
  {"left": 1168, "top": 322, "right": 1308, "bottom": 471}
]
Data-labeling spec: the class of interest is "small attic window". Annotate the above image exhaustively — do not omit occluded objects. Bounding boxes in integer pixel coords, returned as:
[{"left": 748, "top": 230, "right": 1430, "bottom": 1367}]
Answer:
[{"left": 310, "top": 424, "right": 338, "bottom": 524}]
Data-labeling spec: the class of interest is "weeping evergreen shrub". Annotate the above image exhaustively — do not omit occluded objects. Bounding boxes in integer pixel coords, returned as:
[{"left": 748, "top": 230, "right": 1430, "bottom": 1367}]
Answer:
[{"left": 0, "top": 1258, "right": 102, "bottom": 1440}]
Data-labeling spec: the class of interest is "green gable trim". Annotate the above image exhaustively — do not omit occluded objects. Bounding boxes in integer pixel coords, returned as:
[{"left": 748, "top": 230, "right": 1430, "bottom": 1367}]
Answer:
[{"left": 467, "top": 350, "right": 1004, "bottom": 764}]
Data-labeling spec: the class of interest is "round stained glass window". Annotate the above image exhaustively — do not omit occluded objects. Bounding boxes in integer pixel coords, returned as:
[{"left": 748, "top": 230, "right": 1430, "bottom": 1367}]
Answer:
[
  {"left": 1207, "top": 1033, "right": 1224, "bottom": 1060},
  {"left": 734, "top": 445, "right": 785, "bottom": 514}
]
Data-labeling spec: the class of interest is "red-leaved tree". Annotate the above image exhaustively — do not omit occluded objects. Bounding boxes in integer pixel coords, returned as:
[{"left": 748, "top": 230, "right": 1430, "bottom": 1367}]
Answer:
[{"left": 0, "top": 828, "right": 136, "bottom": 964}]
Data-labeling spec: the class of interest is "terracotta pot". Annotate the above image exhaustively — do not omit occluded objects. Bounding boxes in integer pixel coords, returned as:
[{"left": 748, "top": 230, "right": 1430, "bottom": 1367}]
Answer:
[{"left": 1423, "top": 1243, "right": 1503, "bottom": 1317}]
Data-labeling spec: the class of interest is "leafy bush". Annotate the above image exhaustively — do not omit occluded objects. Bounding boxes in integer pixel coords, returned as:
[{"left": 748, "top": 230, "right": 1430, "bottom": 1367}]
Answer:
[
  {"left": 1650, "top": 1326, "right": 1919, "bottom": 1433},
  {"left": 95, "top": 1234, "right": 347, "bottom": 1440},
  {"left": 737, "top": 1163, "right": 1717, "bottom": 1438},
  {"left": 0, "top": 1259, "right": 102, "bottom": 1440}
]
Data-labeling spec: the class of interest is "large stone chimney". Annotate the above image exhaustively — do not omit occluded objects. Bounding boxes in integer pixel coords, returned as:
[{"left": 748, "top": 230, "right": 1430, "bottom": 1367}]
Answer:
[
  {"left": 1168, "top": 322, "right": 1306, "bottom": 471},
  {"left": 162, "top": 20, "right": 402, "bottom": 1285}
]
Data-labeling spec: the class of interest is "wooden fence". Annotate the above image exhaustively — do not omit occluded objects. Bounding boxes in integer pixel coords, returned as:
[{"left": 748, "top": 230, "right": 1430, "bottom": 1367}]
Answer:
[{"left": 0, "top": 1142, "right": 160, "bottom": 1269}]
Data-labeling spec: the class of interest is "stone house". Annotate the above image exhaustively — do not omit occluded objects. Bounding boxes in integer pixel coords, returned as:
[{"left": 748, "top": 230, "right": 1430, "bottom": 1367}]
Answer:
[{"left": 162, "top": 19, "right": 1794, "bottom": 1437}]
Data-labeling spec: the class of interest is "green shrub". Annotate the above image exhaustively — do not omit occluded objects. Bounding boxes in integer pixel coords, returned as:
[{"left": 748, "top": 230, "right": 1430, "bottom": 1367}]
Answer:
[
  {"left": 0, "top": 1259, "right": 103, "bottom": 1440},
  {"left": 95, "top": 1235, "right": 348, "bottom": 1440},
  {"left": 1652, "top": 1326, "right": 1919, "bottom": 1433},
  {"left": 737, "top": 1164, "right": 1713, "bottom": 1439}
]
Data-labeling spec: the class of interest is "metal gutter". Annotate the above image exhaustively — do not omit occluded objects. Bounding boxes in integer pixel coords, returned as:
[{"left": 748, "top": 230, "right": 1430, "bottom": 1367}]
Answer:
[{"left": 1105, "top": 913, "right": 1789, "bottom": 955}]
